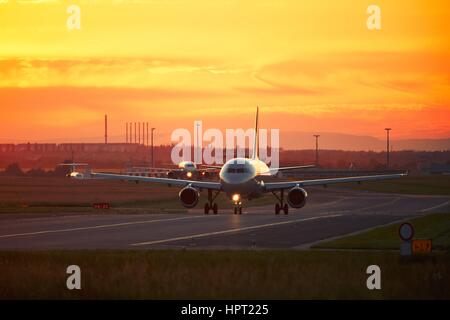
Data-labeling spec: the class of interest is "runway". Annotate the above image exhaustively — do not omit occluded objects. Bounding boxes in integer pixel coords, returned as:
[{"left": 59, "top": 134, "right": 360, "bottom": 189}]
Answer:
[{"left": 0, "top": 188, "right": 449, "bottom": 250}]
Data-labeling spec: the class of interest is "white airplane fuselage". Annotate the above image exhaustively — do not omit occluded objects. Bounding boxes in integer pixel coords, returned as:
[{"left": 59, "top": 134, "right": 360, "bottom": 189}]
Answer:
[{"left": 219, "top": 157, "right": 271, "bottom": 199}]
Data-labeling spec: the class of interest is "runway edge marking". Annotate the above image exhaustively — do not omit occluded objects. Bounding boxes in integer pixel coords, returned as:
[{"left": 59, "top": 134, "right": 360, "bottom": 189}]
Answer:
[
  {"left": 420, "top": 199, "right": 450, "bottom": 213},
  {"left": 294, "top": 215, "right": 419, "bottom": 250},
  {"left": 131, "top": 214, "right": 344, "bottom": 247},
  {"left": 0, "top": 215, "right": 207, "bottom": 239}
]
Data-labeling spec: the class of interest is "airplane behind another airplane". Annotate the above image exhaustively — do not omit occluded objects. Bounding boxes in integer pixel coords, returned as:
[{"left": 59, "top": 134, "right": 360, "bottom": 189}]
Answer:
[
  {"left": 68, "top": 107, "right": 407, "bottom": 215},
  {"left": 123, "top": 152, "right": 314, "bottom": 181},
  {"left": 123, "top": 161, "right": 208, "bottom": 180}
]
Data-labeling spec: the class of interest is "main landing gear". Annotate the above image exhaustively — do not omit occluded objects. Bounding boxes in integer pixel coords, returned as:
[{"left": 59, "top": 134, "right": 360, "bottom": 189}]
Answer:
[
  {"left": 272, "top": 189, "right": 289, "bottom": 215},
  {"left": 204, "top": 189, "right": 220, "bottom": 214}
]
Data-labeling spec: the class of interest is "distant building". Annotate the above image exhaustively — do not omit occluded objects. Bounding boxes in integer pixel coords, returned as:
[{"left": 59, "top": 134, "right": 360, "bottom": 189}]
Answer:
[{"left": 0, "top": 143, "right": 146, "bottom": 153}]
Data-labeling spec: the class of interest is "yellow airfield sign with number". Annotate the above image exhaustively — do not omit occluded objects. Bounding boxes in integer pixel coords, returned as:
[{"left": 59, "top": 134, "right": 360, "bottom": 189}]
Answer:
[{"left": 412, "top": 239, "right": 432, "bottom": 254}]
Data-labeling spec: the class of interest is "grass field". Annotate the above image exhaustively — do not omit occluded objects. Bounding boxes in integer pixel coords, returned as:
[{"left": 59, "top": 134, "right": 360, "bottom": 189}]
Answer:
[
  {"left": 314, "top": 213, "right": 450, "bottom": 250},
  {"left": 0, "top": 175, "right": 448, "bottom": 214},
  {"left": 340, "top": 174, "right": 450, "bottom": 195},
  {"left": 0, "top": 176, "right": 276, "bottom": 213},
  {"left": 0, "top": 250, "right": 449, "bottom": 299}
]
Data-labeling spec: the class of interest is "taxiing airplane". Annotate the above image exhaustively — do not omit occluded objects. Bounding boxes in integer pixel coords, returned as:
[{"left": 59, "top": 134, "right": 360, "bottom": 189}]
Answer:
[
  {"left": 124, "top": 161, "right": 210, "bottom": 180},
  {"left": 126, "top": 158, "right": 314, "bottom": 181},
  {"left": 69, "top": 107, "right": 407, "bottom": 215}
]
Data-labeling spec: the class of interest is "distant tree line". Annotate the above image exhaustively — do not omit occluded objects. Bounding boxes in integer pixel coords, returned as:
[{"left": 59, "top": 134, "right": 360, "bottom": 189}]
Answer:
[
  {"left": 0, "top": 163, "right": 70, "bottom": 177},
  {"left": 0, "top": 150, "right": 449, "bottom": 175}
]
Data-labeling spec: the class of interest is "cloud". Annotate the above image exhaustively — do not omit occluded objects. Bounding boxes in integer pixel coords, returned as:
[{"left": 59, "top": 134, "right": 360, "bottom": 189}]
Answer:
[
  {"left": 2, "top": 51, "right": 448, "bottom": 104},
  {"left": 16, "top": 0, "right": 60, "bottom": 4},
  {"left": 260, "top": 51, "right": 450, "bottom": 77},
  {"left": 247, "top": 51, "right": 450, "bottom": 104},
  {"left": 0, "top": 57, "right": 247, "bottom": 90},
  {"left": 359, "top": 79, "right": 428, "bottom": 94},
  {"left": 0, "top": 86, "right": 224, "bottom": 109},
  {"left": 146, "top": 63, "right": 247, "bottom": 75},
  {"left": 234, "top": 73, "right": 322, "bottom": 96},
  {"left": 235, "top": 84, "right": 319, "bottom": 96}
]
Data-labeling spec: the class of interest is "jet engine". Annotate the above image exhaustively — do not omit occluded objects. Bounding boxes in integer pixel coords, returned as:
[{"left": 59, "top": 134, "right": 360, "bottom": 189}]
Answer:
[
  {"left": 179, "top": 186, "right": 200, "bottom": 208},
  {"left": 287, "top": 187, "right": 307, "bottom": 208}
]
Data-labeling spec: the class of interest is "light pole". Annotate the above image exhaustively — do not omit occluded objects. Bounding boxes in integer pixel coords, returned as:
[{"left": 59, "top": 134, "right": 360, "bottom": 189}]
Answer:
[
  {"left": 313, "top": 134, "right": 320, "bottom": 167},
  {"left": 151, "top": 128, "right": 155, "bottom": 168},
  {"left": 196, "top": 122, "right": 201, "bottom": 164},
  {"left": 146, "top": 123, "right": 149, "bottom": 146},
  {"left": 104, "top": 114, "right": 108, "bottom": 144},
  {"left": 385, "top": 128, "right": 391, "bottom": 169}
]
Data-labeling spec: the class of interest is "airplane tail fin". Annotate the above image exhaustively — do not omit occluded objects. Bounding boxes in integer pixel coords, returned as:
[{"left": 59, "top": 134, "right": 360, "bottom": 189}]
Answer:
[
  {"left": 58, "top": 163, "right": 88, "bottom": 171},
  {"left": 252, "top": 106, "right": 259, "bottom": 160}
]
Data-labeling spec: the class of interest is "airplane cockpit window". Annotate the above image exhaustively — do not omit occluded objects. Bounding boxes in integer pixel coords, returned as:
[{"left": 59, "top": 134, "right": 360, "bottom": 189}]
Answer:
[{"left": 226, "top": 167, "right": 246, "bottom": 173}]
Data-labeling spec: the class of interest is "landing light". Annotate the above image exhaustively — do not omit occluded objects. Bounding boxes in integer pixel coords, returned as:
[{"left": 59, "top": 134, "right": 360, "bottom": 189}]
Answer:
[
  {"left": 232, "top": 194, "right": 240, "bottom": 202},
  {"left": 187, "top": 172, "right": 193, "bottom": 178},
  {"left": 69, "top": 172, "right": 83, "bottom": 179}
]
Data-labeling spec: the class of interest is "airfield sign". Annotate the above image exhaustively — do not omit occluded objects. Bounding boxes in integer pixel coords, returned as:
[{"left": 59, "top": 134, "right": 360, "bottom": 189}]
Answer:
[
  {"left": 399, "top": 222, "right": 414, "bottom": 256},
  {"left": 399, "top": 222, "right": 414, "bottom": 241},
  {"left": 398, "top": 222, "right": 432, "bottom": 255},
  {"left": 412, "top": 239, "right": 432, "bottom": 254}
]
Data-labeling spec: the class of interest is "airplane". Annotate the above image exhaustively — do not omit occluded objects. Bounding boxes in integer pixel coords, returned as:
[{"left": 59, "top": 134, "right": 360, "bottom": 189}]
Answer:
[
  {"left": 170, "top": 161, "right": 205, "bottom": 179},
  {"left": 68, "top": 107, "right": 407, "bottom": 215},
  {"left": 58, "top": 162, "right": 89, "bottom": 178},
  {"left": 126, "top": 158, "right": 314, "bottom": 180},
  {"left": 125, "top": 161, "right": 220, "bottom": 180}
]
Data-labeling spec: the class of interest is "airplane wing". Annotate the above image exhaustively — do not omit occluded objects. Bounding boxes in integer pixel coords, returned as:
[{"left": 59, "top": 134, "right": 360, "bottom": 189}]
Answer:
[
  {"left": 91, "top": 172, "right": 222, "bottom": 190},
  {"left": 264, "top": 173, "right": 407, "bottom": 191},
  {"left": 199, "top": 165, "right": 223, "bottom": 170},
  {"left": 58, "top": 163, "right": 89, "bottom": 166},
  {"left": 269, "top": 164, "right": 315, "bottom": 173},
  {"left": 127, "top": 166, "right": 217, "bottom": 173},
  {"left": 126, "top": 167, "right": 177, "bottom": 172}
]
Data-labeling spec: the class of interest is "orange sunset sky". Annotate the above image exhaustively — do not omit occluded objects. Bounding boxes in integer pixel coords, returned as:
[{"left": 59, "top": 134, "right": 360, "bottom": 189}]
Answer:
[{"left": 0, "top": 0, "right": 449, "bottom": 148}]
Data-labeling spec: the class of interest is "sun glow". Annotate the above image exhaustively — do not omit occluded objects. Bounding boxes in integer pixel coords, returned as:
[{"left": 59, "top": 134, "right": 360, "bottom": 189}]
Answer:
[{"left": 0, "top": 0, "right": 449, "bottom": 146}]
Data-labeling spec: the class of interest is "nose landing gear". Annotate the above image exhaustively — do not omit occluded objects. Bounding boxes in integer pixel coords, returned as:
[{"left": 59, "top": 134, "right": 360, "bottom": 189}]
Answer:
[
  {"left": 231, "top": 193, "right": 242, "bottom": 215},
  {"left": 233, "top": 203, "right": 242, "bottom": 215}
]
